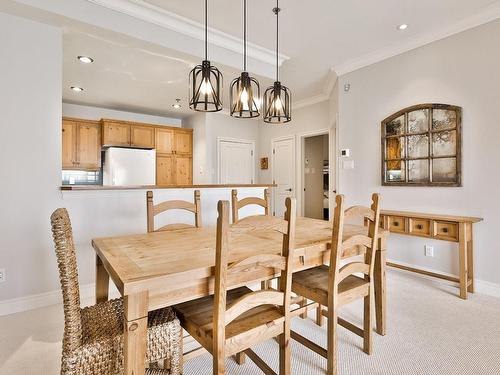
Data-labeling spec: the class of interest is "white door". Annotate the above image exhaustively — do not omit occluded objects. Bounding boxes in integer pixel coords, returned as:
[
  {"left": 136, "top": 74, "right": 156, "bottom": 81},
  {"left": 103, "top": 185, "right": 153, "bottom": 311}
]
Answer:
[
  {"left": 218, "top": 139, "right": 255, "bottom": 184},
  {"left": 272, "top": 137, "right": 295, "bottom": 217}
]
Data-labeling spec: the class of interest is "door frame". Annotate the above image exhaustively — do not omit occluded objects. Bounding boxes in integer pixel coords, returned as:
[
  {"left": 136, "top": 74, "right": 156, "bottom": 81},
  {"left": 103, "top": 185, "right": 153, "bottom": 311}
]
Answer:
[
  {"left": 299, "top": 126, "right": 337, "bottom": 219},
  {"left": 216, "top": 137, "right": 256, "bottom": 184},
  {"left": 271, "top": 135, "right": 296, "bottom": 215}
]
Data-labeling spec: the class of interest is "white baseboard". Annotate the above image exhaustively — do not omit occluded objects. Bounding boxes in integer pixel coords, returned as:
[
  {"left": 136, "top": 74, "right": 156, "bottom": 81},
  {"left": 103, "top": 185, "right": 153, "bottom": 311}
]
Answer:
[
  {"left": 2, "top": 264, "right": 500, "bottom": 316},
  {"left": 387, "top": 259, "right": 500, "bottom": 298},
  {"left": 0, "top": 283, "right": 120, "bottom": 317}
]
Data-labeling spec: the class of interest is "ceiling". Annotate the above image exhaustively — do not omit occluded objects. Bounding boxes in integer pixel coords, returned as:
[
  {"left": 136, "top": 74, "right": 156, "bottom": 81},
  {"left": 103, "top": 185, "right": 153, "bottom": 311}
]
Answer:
[
  {"left": 3, "top": 0, "right": 500, "bottom": 118},
  {"left": 63, "top": 28, "right": 274, "bottom": 118}
]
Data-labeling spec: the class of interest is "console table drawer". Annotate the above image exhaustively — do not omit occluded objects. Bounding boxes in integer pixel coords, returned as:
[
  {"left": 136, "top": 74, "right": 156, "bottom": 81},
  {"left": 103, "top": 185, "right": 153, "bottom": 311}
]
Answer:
[
  {"left": 409, "top": 218, "right": 431, "bottom": 237},
  {"left": 434, "top": 221, "right": 459, "bottom": 241},
  {"left": 388, "top": 216, "right": 407, "bottom": 233}
]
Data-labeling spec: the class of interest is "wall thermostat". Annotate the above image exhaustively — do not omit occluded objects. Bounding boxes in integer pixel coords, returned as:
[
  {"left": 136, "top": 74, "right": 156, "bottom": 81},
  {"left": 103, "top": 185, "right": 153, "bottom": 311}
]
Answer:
[{"left": 341, "top": 149, "right": 350, "bottom": 157}]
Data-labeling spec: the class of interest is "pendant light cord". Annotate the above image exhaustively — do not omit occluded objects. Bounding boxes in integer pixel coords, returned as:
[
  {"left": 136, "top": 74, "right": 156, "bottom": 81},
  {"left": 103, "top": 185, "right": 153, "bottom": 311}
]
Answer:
[
  {"left": 205, "top": 0, "right": 208, "bottom": 60},
  {"left": 243, "top": 0, "right": 247, "bottom": 71},
  {"left": 276, "top": 0, "right": 279, "bottom": 82}
]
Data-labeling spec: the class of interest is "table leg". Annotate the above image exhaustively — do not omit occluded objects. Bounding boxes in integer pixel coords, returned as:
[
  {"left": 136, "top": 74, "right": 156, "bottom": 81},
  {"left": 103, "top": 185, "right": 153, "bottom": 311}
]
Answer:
[
  {"left": 96, "top": 254, "right": 109, "bottom": 303},
  {"left": 124, "top": 291, "right": 149, "bottom": 375},
  {"left": 467, "top": 223, "right": 474, "bottom": 293},
  {"left": 459, "top": 222, "right": 468, "bottom": 300},
  {"left": 374, "top": 236, "right": 386, "bottom": 336}
]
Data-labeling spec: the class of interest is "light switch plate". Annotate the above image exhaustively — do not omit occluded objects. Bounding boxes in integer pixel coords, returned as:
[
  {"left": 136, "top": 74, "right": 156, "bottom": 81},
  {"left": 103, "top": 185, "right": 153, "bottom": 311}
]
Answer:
[
  {"left": 342, "top": 160, "right": 355, "bottom": 170},
  {"left": 0, "top": 269, "right": 5, "bottom": 283},
  {"left": 425, "top": 245, "right": 434, "bottom": 257},
  {"left": 341, "top": 149, "right": 350, "bottom": 157}
]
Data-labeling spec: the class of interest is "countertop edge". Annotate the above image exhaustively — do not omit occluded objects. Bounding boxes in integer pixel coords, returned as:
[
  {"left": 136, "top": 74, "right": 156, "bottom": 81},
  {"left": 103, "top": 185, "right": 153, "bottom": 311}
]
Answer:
[{"left": 61, "top": 184, "right": 276, "bottom": 191}]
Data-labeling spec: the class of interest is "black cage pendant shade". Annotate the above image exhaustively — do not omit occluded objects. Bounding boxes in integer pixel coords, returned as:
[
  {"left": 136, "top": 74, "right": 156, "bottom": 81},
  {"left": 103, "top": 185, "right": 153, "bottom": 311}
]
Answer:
[
  {"left": 189, "top": 0, "right": 223, "bottom": 112},
  {"left": 230, "top": 0, "right": 261, "bottom": 118},
  {"left": 263, "top": 0, "right": 291, "bottom": 124}
]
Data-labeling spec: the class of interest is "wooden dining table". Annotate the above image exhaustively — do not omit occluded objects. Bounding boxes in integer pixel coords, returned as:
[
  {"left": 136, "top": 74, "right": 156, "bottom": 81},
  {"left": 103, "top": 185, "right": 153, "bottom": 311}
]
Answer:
[{"left": 92, "top": 217, "right": 389, "bottom": 375}]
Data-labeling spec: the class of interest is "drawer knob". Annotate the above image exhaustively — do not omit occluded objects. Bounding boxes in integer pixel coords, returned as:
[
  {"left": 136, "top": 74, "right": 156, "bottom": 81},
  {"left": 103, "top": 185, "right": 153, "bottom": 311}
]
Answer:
[
  {"left": 442, "top": 227, "right": 449, "bottom": 233},
  {"left": 393, "top": 222, "right": 399, "bottom": 227},
  {"left": 416, "top": 224, "right": 423, "bottom": 230}
]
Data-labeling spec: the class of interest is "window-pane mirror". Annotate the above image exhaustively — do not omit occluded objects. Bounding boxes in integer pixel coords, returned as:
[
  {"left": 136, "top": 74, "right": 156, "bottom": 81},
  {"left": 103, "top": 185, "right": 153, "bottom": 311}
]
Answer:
[{"left": 381, "top": 104, "right": 462, "bottom": 186}]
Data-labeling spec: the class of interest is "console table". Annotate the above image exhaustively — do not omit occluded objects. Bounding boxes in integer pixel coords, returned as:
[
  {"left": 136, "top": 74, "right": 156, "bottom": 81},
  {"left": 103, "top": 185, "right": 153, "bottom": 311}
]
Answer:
[{"left": 380, "top": 210, "right": 483, "bottom": 299}]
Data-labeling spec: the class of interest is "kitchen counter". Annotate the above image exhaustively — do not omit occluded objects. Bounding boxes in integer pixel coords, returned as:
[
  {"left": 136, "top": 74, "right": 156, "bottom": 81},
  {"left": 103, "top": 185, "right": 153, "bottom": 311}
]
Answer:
[{"left": 60, "top": 184, "right": 276, "bottom": 191}]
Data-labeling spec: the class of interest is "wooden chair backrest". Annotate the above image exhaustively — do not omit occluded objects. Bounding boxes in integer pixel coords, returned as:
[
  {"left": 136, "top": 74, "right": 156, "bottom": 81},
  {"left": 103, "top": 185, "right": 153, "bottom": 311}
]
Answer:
[
  {"left": 329, "top": 193, "right": 381, "bottom": 293},
  {"left": 231, "top": 188, "right": 271, "bottom": 223},
  {"left": 213, "top": 197, "right": 296, "bottom": 355},
  {"left": 50, "top": 208, "right": 83, "bottom": 354},
  {"left": 146, "top": 190, "right": 202, "bottom": 232}
]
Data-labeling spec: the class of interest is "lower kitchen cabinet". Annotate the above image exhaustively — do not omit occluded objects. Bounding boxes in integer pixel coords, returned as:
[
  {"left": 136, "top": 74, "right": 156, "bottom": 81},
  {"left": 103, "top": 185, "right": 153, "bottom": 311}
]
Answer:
[
  {"left": 156, "top": 154, "right": 175, "bottom": 185},
  {"left": 156, "top": 154, "right": 192, "bottom": 186}
]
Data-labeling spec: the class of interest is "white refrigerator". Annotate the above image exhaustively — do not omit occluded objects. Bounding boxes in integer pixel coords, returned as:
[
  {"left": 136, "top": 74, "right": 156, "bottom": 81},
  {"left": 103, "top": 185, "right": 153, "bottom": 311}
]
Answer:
[{"left": 103, "top": 147, "right": 156, "bottom": 186}]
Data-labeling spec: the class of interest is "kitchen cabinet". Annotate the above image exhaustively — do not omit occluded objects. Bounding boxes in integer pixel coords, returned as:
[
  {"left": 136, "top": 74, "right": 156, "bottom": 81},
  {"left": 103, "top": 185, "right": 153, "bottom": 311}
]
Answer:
[
  {"left": 174, "top": 130, "right": 193, "bottom": 155},
  {"left": 102, "top": 120, "right": 130, "bottom": 147},
  {"left": 62, "top": 118, "right": 101, "bottom": 171},
  {"left": 175, "top": 156, "right": 193, "bottom": 185},
  {"left": 155, "top": 128, "right": 174, "bottom": 154},
  {"left": 156, "top": 128, "right": 193, "bottom": 185},
  {"left": 131, "top": 125, "right": 155, "bottom": 148},
  {"left": 156, "top": 154, "right": 175, "bottom": 185}
]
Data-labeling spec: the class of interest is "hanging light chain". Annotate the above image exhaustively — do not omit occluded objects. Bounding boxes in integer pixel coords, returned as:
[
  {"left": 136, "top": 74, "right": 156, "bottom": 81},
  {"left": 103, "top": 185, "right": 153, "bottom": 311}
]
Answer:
[{"left": 243, "top": 0, "right": 247, "bottom": 71}]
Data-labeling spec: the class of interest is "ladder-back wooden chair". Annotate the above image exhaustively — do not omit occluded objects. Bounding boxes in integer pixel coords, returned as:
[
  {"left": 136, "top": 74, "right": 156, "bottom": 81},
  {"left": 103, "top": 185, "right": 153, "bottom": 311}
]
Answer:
[
  {"left": 291, "top": 193, "right": 381, "bottom": 375},
  {"left": 50, "top": 208, "right": 182, "bottom": 375},
  {"left": 147, "top": 190, "right": 201, "bottom": 232},
  {"left": 231, "top": 188, "right": 271, "bottom": 224},
  {"left": 173, "top": 197, "right": 296, "bottom": 375},
  {"left": 232, "top": 188, "right": 272, "bottom": 290}
]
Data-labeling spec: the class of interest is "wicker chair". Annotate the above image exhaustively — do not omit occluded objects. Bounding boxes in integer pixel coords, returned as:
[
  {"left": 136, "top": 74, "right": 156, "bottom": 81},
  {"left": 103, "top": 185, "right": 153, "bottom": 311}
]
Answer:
[{"left": 50, "top": 208, "right": 182, "bottom": 375}]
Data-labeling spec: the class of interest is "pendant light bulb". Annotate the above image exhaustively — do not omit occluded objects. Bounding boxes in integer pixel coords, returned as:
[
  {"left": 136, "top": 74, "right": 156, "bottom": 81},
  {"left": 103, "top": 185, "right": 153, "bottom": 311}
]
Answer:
[
  {"left": 263, "top": 0, "right": 291, "bottom": 124},
  {"left": 200, "top": 77, "right": 214, "bottom": 95}
]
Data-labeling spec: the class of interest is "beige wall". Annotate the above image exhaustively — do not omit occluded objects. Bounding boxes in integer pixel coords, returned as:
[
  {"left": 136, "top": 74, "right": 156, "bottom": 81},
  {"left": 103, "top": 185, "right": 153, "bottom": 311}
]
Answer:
[
  {"left": 304, "top": 135, "right": 327, "bottom": 220},
  {"left": 338, "top": 20, "right": 500, "bottom": 288}
]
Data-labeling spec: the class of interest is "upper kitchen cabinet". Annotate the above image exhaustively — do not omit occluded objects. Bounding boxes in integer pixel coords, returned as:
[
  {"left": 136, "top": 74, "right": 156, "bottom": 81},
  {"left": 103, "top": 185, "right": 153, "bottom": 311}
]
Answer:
[
  {"left": 101, "top": 119, "right": 130, "bottom": 147},
  {"left": 155, "top": 128, "right": 174, "bottom": 154},
  {"left": 131, "top": 125, "right": 155, "bottom": 148},
  {"left": 174, "top": 130, "right": 193, "bottom": 155},
  {"left": 62, "top": 118, "right": 101, "bottom": 171},
  {"left": 102, "top": 119, "right": 155, "bottom": 149}
]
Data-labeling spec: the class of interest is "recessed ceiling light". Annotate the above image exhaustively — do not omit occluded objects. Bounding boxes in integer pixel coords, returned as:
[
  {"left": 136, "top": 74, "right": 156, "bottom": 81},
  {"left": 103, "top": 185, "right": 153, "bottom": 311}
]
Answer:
[
  {"left": 397, "top": 24, "right": 408, "bottom": 31},
  {"left": 78, "top": 56, "right": 94, "bottom": 64},
  {"left": 172, "top": 99, "right": 182, "bottom": 109},
  {"left": 70, "top": 86, "right": 84, "bottom": 92}
]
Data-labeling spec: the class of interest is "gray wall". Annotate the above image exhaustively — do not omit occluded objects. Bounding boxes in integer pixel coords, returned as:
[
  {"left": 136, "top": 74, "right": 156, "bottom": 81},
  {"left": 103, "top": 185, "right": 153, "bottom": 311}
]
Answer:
[{"left": 338, "top": 20, "right": 500, "bottom": 286}]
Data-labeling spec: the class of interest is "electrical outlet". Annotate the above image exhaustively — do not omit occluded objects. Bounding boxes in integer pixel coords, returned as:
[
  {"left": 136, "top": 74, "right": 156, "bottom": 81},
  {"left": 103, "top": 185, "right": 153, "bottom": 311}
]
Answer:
[
  {"left": 424, "top": 245, "right": 434, "bottom": 257},
  {"left": 0, "top": 268, "right": 5, "bottom": 283}
]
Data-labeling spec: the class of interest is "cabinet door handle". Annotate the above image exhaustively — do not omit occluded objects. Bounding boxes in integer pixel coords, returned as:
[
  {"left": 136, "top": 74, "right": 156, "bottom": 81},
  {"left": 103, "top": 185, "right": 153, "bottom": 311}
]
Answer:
[
  {"left": 393, "top": 222, "right": 399, "bottom": 227},
  {"left": 442, "top": 227, "right": 449, "bottom": 233},
  {"left": 416, "top": 224, "right": 423, "bottom": 230}
]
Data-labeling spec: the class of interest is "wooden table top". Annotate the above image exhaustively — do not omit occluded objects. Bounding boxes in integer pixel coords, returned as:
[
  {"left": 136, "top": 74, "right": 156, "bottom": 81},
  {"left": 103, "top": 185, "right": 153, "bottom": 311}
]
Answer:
[
  {"left": 381, "top": 210, "right": 483, "bottom": 223},
  {"left": 92, "top": 217, "right": 388, "bottom": 295}
]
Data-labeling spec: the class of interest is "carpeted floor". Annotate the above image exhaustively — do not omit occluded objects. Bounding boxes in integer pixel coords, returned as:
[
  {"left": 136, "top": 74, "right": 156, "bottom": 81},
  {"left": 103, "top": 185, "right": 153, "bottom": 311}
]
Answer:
[{"left": 1, "top": 270, "right": 500, "bottom": 374}]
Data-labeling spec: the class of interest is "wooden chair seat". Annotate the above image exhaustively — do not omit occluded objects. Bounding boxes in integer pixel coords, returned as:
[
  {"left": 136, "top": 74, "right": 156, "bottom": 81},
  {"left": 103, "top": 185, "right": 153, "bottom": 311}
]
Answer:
[
  {"left": 174, "top": 286, "right": 285, "bottom": 357},
  {"left": 292, "top": 265, "right": 370, "bottom": 307}
]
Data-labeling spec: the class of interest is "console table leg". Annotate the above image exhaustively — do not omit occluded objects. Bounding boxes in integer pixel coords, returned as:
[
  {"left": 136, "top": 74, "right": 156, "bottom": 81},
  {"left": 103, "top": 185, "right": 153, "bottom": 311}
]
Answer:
[
  {"left": 458, "top": 222, "right": 468, "bottom": 300},
  {"left": 467, "top": 223, "right": 474, "bottom": 293}
]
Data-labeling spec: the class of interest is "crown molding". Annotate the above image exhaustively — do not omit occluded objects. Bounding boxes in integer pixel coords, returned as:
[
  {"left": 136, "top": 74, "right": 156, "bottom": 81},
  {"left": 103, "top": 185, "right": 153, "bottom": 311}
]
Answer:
[
  {"left": 86, "top": 0, "right": 289, "bottom": 67},
  {"left": 293, "top": 69, "right": 338, "bottom": 110},
  {"left": 293, "top": 93, "right": 329, "bottom": 110},
  {"left": 334, "top": 2, "right": 500, "bottom": 76}
]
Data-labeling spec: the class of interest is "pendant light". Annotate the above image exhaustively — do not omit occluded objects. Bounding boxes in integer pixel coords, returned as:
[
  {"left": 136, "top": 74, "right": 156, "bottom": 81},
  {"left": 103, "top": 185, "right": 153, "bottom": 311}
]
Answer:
[
  {"left": 230, "top": 0, "right": 261, "bottom": 118},
  {"left": 189, "top": 0, "right": 223, "bottom": 112},
  {"left": 263, "top": 0, "right": 291, "bottom": 124}
]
